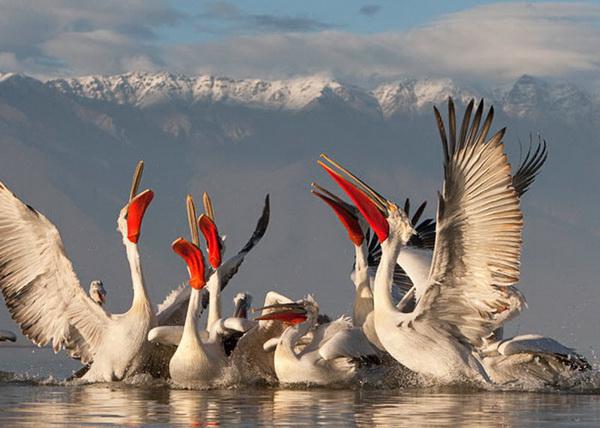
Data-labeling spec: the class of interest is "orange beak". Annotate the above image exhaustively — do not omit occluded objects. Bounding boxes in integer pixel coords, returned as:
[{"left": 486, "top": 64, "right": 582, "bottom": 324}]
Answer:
[
  {"left": 254, "top": 304, "right": 308, "bottom": 325},
  {"left": 254, "top": 311, "right": 306, "bottom": 325},
  {"left": 127, "top": 189, "right": 154, "bottom": 243},
  {"left": 198, "top": 214, "right": 222, "bottom": 269},
  {"left": 172, "top": 237, "right": 206, "bottom": 289},
  {"left": 318, "top": 158, "right": 390, "bottom": 242},
  {"left": 311, "top": 183, "right": 364, "bottom": 246}
]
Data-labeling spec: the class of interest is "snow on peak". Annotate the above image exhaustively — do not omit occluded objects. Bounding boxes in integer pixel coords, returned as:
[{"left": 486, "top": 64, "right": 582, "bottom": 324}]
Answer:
[
  {"left": 372, "top": 78, "right": 478, "bottom": 118},
  {"left": 503, "top": 74, "right": 593, "bottom": 120},
  {"left": 40, "top": 72, "right": 596, "bottom": 123},
  {"left": 47, "top": 72, "right": 379, "bottom": 114}
]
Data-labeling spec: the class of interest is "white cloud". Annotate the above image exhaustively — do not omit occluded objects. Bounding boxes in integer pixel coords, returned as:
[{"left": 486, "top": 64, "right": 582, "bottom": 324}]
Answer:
[
  {"left": 0, "top": 2, "right": 599, "bottom": 88},
  {"left": 160, "top": 2, "right": 600, "bottom": 88}
]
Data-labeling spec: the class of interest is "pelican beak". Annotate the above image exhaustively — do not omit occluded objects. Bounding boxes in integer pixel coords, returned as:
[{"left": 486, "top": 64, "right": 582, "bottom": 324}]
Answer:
[
  {"left": 318, "top": 154, "right": 390, "bottom": 242},
  {"left": 253, "top": 303, "right": 307, "bottom": 325},
  {"left": 172, "top": 237, "right": 207, "bottom": 289},
  {"left": 311, "top": 183, "right": 365, "bottom": 246},
  {"left": 198, "top": 214, "right": 222, "bottom": 268},
  {"left": 126, "top": 189, "right": 154, "bottom": 243},
  {"left": 98, "top": 292, "right": 106, "bottom": 305}
]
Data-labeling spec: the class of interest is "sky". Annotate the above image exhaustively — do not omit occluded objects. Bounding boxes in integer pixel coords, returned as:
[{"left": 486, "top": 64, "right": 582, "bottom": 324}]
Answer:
[{"left": 1, "top": 1, "right": 600, "bottom": 89}]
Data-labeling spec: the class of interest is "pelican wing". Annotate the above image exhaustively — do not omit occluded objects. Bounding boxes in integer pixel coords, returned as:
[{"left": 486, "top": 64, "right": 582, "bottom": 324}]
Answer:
[
  {"left": 213, "top": 317, "right": 256, "bottom": 335},
  {"left": 0, "top": 182, "right": 109, "bottom": 363},
  {"left": 155, "top": 283, "right": 190, "bottom": 326},
  {"left": 498, "top": 334, "right": 578, "bottom": 357},
  {"left": 218, "top": 194, "right": 270, "bottom": 291},
  {"left": 147, "top": 325, "right": 184, "bottom": 346},
  {"left": 319, "top": 326, "right": 378, "bottom": 361},
  {"left": 414, "top": 99, "right": 524, "bottom": 347}
]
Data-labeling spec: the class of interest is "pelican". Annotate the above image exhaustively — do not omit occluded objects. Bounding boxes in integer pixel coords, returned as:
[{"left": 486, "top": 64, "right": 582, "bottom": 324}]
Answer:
[
  {"left": 0, "top": 330, "right": 16, "bottom": 342},
  {"left": 148, "top": 196, "right": 256, "bottom": 386},
  {"left": 230, "top": 291, "right": 296, "bottom": 384},
  {"left": 319, "top": 99, "right": 587, "bottom": 385},
  {"left": 312, "top": 137, "right": 546, "bottom": 348},
  {"left": 318, "top": 99, "right": 526, "bottom": 383},
  {"left": 255, "top": 295, "right": 379, "bottom": 385},
  {"left": 0, "top": 161, "right": 156, "bottom": 382},
  {"left": 167, "top": 237, "right": 227, "bottom": 387},
  {"left": 89, "top": 280, "right": 107, "bottom": 306}
]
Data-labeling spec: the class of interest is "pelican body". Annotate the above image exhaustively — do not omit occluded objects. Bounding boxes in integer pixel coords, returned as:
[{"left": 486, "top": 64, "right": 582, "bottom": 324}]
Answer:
[
  {"left": 257, "top": 296, "right": 378, "bottom": 386},
  {"left": 0, "top": 162, "right": 156, "bottom": 382}
]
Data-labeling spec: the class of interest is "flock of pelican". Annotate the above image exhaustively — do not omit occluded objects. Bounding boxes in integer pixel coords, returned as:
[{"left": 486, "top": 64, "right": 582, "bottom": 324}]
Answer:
[{"left": 0, "top": 98, "right": 591, "bottom": 388}]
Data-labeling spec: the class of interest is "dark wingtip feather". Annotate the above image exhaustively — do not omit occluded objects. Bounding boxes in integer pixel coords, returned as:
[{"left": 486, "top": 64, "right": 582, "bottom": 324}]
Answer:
[
  {"left": 512, "top": 135, "right": 548, "bottom": 197},
  {"left": 411, "top": 201, "right": 427, "bottom": 225},
  {"left": 434, "top": 105, "right": 449, "bottom": 163}
]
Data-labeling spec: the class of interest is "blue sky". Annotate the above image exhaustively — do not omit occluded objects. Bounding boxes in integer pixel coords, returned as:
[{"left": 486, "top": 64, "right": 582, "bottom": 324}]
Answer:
[
  {"left": 162, "top": 0, "right": 557, "bottom": 41},
  {"left": 1, "top": 1, "right": 599, "bottom": 88},
  {"left": 160, "top": 1, "right": 494, "bottom": 42}
]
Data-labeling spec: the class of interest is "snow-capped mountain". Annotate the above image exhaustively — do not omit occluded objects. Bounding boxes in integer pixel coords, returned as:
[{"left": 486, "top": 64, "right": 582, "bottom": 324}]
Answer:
[
  {"left": 502, "top": 75, "right": 596, "bottom": 121},
  {"left": 44, "top": 72, "right": 598, "bottom": 124},
  {"left": 48, "top": 72, "right": 381, "bottom": 116},
  {"left": 372, "top": 78, "right": 481, "bottom": 118}
]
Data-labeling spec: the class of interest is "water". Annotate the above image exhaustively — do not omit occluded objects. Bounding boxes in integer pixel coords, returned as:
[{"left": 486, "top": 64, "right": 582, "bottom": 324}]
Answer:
[{"left": 2, "top": 347, "right": 600, "bottom": 426}]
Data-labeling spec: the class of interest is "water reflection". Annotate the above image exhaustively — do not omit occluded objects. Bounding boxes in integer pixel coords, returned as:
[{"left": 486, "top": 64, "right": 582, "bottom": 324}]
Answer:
[{"left": 1, "top": 383, "right": 600, "bottom": 426}]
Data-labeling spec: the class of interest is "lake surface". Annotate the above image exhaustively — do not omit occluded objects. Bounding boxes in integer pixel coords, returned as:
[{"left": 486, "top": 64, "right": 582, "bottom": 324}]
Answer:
[{"left": 2, "top": 346, "right": 600, "bottom": 426}]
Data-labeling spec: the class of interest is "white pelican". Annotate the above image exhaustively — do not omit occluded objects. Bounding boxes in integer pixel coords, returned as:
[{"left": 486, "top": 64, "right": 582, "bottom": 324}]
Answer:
[
  {"left": 0, "top": 161, "right": 156, "bottom": 382},
  {"left": 148, "top": 196, "right": 256, "bottom": 386},
  {"left": 167, "top": 237, "right": 227, "bottom": 387},
  {"left": 0, "top": 330, "right": 16, "bottom": 342},
  {"left": 89, "top": 280, "right": 107, "bottom": 306},
  {"left": 313, "top": 137, "right": 547, "bottom": 351},
  {"left": 320, "top": 99, "right": 586, "bottom": 385},
  {"left": 230, "top": 291, "right": 295, "bottom": 384},
  {"left": 255, "top": 295, "right": 379, "bottom": 386},
  {"left": 319, "top": 99, "right": 525, "bottom": 383}
]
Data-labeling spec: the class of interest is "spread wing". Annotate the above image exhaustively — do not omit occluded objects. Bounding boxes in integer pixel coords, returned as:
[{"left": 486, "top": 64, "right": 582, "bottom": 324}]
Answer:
[
  {"left": 218, "top": 194, "right": 270, "bottom": 291},
  {"left": 0, "top": 182, "right": 110, "bottom": 363},
  {"left": 411, "top": 99, "right": 525, "bottom": 347}
]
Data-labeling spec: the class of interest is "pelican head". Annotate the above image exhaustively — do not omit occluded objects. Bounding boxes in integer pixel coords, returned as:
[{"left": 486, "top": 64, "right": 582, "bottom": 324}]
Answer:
[
  {"left": 89, "top": 280, "right": 107, "bottom": 306},
  {"left": 318, "top": 154, "right": 415, "bottom": 245},
  {"left": 117, "top": 160, "right": 154, "bottom": 244},
  {"left": 233, "top": 292, "right": 253, "bottom": 318}
]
